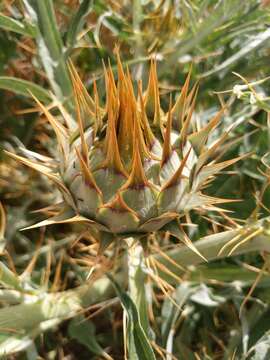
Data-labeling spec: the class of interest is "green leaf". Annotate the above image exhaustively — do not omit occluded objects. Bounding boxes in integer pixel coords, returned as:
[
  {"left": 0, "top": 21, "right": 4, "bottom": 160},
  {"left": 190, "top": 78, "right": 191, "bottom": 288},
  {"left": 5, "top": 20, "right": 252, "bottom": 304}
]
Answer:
[
  {"left": 161, "top": 282, "right": 194, "bottom": 348},
  {"left": 107, "top": 274, "right": 156, "bottom": 360},
  {"left": 0, "top": 262, "right": 22, "bottom": 291},
  {"left": 201, "top": 27, "right": 270, "bottom": 78},
  {"left": 0, "top": 202, "right": 6, "bottom": 252},
  {"left": 164, "top": 0, "right": 244, "bottom": 70},
  {"left": 68, "top": 315, "right": 112, "bottom": 359},
  {"left": 0, "top": 77, "right": 51, "bottom": 103},
  {"left": 127, "top": 240, "right": 152, "bottom": 337},
  {"left": 66, "top": 0, "right": 93, "bottom": 48},
  {"left": 190, "top": 284, "right": 225, "bottom": 307},
  {"left": 0, "top": 14, "right": 36, "bottom": 37},
  {"left": 24, "top": 0, "right": 72, "bottom": 99},
  {"left": 155, "top": 219, "right": 270, "bottom": 284},
  {"left": 25, "top": 0, "right": 63, "bottom": 58},
  {"left": 249, "top": 330, "right": 270, "bottom": 360}
]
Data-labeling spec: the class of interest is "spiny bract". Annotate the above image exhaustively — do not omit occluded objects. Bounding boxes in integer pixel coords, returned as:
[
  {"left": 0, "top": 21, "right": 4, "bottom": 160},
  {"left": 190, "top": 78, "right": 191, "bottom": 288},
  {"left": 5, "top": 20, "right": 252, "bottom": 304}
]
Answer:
[{"left": 7, "top": 55, "right": 240, "bottom": 245}]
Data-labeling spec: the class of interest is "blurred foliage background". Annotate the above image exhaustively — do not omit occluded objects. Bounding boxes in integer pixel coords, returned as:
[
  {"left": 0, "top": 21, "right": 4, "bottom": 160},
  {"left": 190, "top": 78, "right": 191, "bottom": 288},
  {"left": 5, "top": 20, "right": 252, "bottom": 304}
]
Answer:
[{"left": 0, "top": 0, "right": 270, "bottom": 359}]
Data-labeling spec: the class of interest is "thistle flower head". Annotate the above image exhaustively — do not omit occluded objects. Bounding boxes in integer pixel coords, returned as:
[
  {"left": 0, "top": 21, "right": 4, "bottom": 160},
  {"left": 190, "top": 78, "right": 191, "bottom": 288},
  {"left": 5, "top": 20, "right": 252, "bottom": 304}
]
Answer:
[{"left": 6, "top": 55, "right": 241, "bottom": 243}]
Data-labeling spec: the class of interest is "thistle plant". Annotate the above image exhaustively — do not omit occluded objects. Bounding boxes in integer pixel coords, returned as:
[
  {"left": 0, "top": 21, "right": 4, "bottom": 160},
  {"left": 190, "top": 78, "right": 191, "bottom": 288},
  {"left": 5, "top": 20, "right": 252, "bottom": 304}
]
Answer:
[
  {"left": 6, "top": 54, "right": 242, "bottom": 255},
  {"left": 1, "top": 1, "right": 270, "bottom": 358},
  {"left": 2, "top": 53, "right": 253, "bottom": 357}
]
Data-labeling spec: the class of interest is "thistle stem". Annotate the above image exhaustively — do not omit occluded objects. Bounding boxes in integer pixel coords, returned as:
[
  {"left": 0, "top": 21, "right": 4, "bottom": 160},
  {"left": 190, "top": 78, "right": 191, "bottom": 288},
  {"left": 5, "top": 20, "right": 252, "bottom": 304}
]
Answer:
[{"left": 126, "top": 238, "right": 150, "bottom": 334}]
